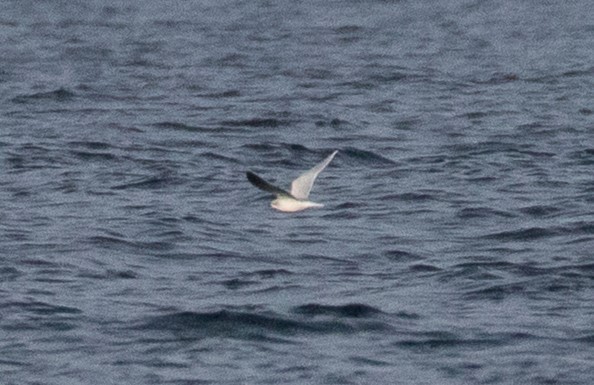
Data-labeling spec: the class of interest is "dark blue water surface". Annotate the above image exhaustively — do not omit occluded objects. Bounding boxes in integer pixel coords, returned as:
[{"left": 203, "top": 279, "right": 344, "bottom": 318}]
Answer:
[{"left": 1, "top": 0, "right": 593, "bottom": 384}]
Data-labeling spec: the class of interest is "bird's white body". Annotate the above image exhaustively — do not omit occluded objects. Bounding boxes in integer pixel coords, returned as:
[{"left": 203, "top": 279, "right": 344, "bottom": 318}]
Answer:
[
  {"left": 271, "top": 197, "right": 324, "bottom": 212},
  {"left": 247, "top": 150, "right": 338, "bottom": 213}
]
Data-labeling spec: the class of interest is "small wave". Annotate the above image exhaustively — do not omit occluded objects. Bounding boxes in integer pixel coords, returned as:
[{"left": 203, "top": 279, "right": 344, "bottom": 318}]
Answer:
[
  {"left": 485, "top": 222, "right": 593, "bottom": 242},
  {"left": 78, "top": 269, "right": 138, "bottom": 280},
  {"left": 395, "top": 332, "right": 500, "bottom": 350},
  {"left": 445, "top": 141, "right": 555, "bottom": 159},
  {"left": 488, "top": 72, "right": 520, "bottom": 83},
  {"left": 208, "top": 53, "right": 248, "bottom": 67},
  {"left": 334, "top": 25, "right": 364, "bottom": 34},
  {"left": 409, "top": 264, "right": 441, "bottom": 273},
  {"left": 152, "top": 121, "right": 215, "bottom": 132},
  {"left": 382, "top": 249, "right": 424, "bottom": 262},
  {"left": 575, "top": 334, "right": 594, "bottom": 344},
  {"left": 395, "top": 331, "right": 540, "bottom": 351},
  {"left": 518, "top": 205, "right": 562, "bottom": 218},
  {"left": 203, "top": 90, "right": 241, "bottom": 98},
  {"left": 200, "top": 151, "right": 237, "bottom": 163},
  {"left": 141, "top": 310, "right": 347, "bottom": 338},
  {"left": 456, "top": 207, "right": 515, "bottom": 219},
  {"left": 341, "top": 147, "right": 396, "bottom": 166},
  {"left": 567, "top": 148, "right": 594, "bottom": 165},
  {"left": 242, "top": 143, "right": 338, "bottom": 169},
  {"left": 11, "top": 300, "right": 82, "bottom": 315},
  {"left": 464, "top": 282, "right": 526, "bottom": 301},
  {"left": 69, "top": 150, "right": 118, "bottom": 161},
  {"left": 68, "top": 141, "right": 113, "bottom": 150},
  {"left": 483, "top": 227, "right": 559, "bottom": 241},
  {"left": 470, "top": 72, "right": 520, "bottom": 85},
  {"left": 111, "top": 175, "right": 181, "bottom": 190},
  {"left": 463, "top": 270, "right": 590, "bottom": 300},
  {"left": 140, "top": 306, "right": 391, "bottom": 340},
  {"left": 0, "top": 267, "right": 23, "bottom": 280},
  {"left": 571, "top": 263, "right": 594, "bottom": 274},
  {"left": 561, "top": 67, "right": 594, "bottom": 78},
  {"left": 315, "top": 117, "right": 350, "bottom": 128},
  {"left": 383, "top": 192, "right": 435, "bottom": 202},
  {"left": 243, "top": 142, "right": 311, "bottom": 154},
  {"left": 88, "top": 235, "right": 174, "bottom": 253},
  {"left": 251, "top": 268, "right": 293, "bottom": 278},
  {"left": 12, "top": 88, "right": 76, "bottom": 103},
  {"left": 292, "top": 303, "right": 382, "bottom": 318},
  {"left": 222, "top": 118, "right": 285, "bottom": 128},
  {"left": 221, "top": 269, "right": 293, "bottom": 290},
  {"left": 2, "top": 300, "right": 82, "bottom": 330},
  {"left": 221, "top": 278, "right": 258, "bottom": 290},
  {"left": 334, "top": 202, "right": 366, "bottom": 210},
  {"left": 445, "top": 261, "right": 512, "bottom": 279}
]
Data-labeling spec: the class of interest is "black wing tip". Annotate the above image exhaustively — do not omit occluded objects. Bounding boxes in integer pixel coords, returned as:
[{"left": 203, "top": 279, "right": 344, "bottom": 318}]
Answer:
[
  {"left": 246, "top": 171, "right": 266, "bottom": 189},
  {"left": 246, "top": 171, "right": 259, "bottom": 183},
  {"left": 246, "top": 170, "right": 292, "bottom": 197}
]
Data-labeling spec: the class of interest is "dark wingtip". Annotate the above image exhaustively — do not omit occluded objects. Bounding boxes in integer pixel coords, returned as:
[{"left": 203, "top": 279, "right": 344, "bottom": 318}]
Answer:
[
  {"left": 246, "top": 171, "right": 264, "bottom": 189},
  {"left": 246, "top": 171, "right": 257, "bottom": 184},
  {"left": 246, "top": 170, "right": 291, "bottom": 197}
]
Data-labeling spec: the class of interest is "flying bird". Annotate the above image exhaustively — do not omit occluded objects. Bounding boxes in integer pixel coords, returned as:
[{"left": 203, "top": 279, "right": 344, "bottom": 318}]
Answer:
[{"left": 246, "top": 150, "right": 338, "bottom": 212}]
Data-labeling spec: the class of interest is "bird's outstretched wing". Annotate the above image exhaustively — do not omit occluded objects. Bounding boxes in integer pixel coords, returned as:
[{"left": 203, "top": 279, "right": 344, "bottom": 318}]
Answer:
[
  {"left": 246, "top": 171, "right": 293, "bottom": 197},
  {"left": 290, "top": 150, "right": 338, "bottom": 200}
]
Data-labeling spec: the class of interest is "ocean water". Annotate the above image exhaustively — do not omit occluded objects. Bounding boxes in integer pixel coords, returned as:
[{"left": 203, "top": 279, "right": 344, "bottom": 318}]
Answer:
[{"left": 1, "top": 0, "right": 593, "bottom": 384}]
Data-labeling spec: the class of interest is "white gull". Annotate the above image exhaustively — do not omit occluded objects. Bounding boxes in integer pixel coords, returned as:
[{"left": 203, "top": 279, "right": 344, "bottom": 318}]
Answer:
[{"left": 246, "top": 150, "right": 338, "bottom": 212}]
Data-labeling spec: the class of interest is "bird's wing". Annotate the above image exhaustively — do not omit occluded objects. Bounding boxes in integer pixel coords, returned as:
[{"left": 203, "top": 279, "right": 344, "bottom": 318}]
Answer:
[
  {"left": 246, "top": 171, "right": 292, "bottom": 197},
  {"left": 290, "top": 150, "right": 338, "bottom": 200}
]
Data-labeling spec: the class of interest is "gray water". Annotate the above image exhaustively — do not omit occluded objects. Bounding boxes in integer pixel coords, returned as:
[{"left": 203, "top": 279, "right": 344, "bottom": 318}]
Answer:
[{"left": 1, "top": 0, "right": 593, "bottom": 384}]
